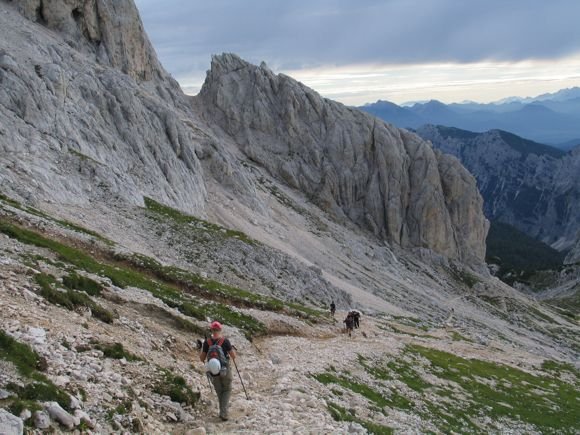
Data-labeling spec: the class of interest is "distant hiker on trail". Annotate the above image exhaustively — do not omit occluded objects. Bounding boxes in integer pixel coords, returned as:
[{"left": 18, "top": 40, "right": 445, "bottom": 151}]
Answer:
[
  {"left": 352, "top": 310, "right": 361, "bottom": 329},
  {"left": 330, "top": 301, "right": 336, "bottom": 317},
  {"left": 344, "top": 313, "right": 354, "bottom": 337},
  {"left": 200, "top": 321, "right": 236, "bottom": 421}
]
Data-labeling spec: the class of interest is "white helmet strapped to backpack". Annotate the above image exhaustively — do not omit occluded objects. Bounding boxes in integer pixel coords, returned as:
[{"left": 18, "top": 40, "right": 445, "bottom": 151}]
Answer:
[{"left": 207, "top": 358, "right": 221, "bottom": 376}]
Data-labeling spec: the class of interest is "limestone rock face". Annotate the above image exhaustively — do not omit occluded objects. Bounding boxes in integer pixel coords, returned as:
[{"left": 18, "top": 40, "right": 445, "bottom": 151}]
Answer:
[
  {"left": 0, "top": 1, "right": 206, "bottom": 214},
  {"left": 417, "top": 125, "right": 580, "bottom": 250},
  {"left": 1, "top": 2, "right": 489, "bottom": 266},
  {"left": 13, "top": 0, "right": 162, "bottom": 81},
  {"left": 195, "top": 54, "right": 488, "bottom": 264}
]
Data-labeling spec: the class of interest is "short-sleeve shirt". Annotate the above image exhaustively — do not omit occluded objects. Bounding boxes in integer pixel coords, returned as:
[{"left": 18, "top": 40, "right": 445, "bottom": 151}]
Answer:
[{"left": 202, "top": 337, "right": 233, "bottom": 358}]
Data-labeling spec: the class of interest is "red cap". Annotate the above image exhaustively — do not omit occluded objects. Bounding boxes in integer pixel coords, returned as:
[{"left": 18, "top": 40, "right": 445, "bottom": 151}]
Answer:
[{"left": 210, "top": 321, "right": 222, "bottom": 331}]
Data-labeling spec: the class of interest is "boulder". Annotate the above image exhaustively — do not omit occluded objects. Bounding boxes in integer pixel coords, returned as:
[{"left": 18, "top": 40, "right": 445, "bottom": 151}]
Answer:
[
  {"left": 45, "top": 402, "right": 76, "bottom": 429},
  {"left": 0, "top": 409, "right": 23, "bottom": 435},
  {"left": 33, "top": 411, "right": 51, "bottom": 430}
]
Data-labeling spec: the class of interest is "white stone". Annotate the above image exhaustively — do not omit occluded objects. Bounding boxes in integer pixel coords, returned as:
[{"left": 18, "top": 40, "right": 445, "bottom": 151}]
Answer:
[
  {"left": 74, "top": 410, "right": 95, "bottom": 429},
  {"left": 69, "top": 395, "right": 82, "bottom": 410},
  {"left": 45, "top": 402, "right": 75, "bottom": 430},
  {"left": 33, "top": 411, "right": 51, "bottom": 430},
  {"left": 18, "top": 409, "right": 31, "bottom": 421},
  {"left": 0, "top": 409, "right": 23, "bottom": 435},
  {"left": 54, "top": 376, "right": 70, "bottom": 387}
]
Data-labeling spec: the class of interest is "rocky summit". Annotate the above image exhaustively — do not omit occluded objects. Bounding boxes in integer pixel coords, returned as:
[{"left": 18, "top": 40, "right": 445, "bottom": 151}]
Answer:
[
  {"left": 0, "top": 1, "right": 578, "bottom": 434},
  {"left": 195, "top": 54, "right": 488, "bottom": 265}
]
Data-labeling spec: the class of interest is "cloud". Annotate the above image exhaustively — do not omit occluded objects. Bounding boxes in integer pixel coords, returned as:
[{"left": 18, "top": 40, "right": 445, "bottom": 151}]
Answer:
[
  {"left": 134, "top": 0, "right": 580, "bottom": 102},
  {"left": 285, "top": 55, "right": 580, "bottom": 105}
]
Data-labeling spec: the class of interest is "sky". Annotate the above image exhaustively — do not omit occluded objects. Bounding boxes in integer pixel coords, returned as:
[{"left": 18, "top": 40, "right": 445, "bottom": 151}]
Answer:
[{"left": 134, "top": 0, "right": 580, "bottom": 106}]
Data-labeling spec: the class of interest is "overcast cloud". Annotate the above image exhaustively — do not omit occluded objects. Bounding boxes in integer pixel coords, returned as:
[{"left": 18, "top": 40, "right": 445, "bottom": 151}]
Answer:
[{"left": 134, "top": 0, "right": 580, "bottom": 104}]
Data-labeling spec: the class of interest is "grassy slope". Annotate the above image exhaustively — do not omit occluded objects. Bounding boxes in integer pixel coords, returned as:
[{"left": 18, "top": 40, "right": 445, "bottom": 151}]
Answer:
[{"left": 316, "top": 345, "right": 579, "bottom": 434}]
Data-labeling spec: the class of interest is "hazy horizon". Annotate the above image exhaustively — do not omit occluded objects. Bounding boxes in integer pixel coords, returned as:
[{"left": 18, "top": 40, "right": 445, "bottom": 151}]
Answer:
[{"left": 135, "top": 0, "right": 580, "bottom": 106}]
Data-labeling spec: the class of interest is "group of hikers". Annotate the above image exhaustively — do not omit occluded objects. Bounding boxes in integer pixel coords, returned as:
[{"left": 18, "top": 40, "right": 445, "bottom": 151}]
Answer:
[
  {"left": 201, "top": 303, "right": 362, "bottom": 421},
  {"left": 330, "top": 301, "right": 361, "bottom": 337}
]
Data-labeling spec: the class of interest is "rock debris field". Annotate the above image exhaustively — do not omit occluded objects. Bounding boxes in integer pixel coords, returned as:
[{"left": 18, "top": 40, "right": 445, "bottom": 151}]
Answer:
[{"left": 1, "top": 224, "right": 578, "bottom": 434}]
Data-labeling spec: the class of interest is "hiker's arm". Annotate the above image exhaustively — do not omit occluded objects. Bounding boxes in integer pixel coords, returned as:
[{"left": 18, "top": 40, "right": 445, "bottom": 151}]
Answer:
[
  {"left": 199, "top": 351, "right": 207, "bottom": 363},
  {"left": 229, "top": 349, "right": 236, "bottom": 361}
]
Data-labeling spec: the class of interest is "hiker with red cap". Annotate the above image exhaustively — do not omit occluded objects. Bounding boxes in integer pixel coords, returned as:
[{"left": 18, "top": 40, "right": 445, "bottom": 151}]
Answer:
[{"left": 199, "top": 321, "right": 236, "bottom": 421}]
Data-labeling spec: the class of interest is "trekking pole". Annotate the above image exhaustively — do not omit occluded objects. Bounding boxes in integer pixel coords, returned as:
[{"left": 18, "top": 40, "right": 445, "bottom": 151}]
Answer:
[
  {"left": 206, "top": 373, "right": 216, "bottom": 394},
  {"left": 232, "top": 358, "right": 250, "bottom": 400}
]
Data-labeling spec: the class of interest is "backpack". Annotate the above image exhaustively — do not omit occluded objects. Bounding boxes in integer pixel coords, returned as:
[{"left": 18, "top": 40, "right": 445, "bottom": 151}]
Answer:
[{"left": 206, "top": 337, "right": 228, "bottom": 377}]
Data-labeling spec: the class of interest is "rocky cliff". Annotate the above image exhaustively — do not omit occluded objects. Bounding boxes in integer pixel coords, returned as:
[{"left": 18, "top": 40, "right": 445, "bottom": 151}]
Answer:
[
  {"left": 0, "top": 0, "right": 206, "bottom": 214},
  {"left": 416, "top": 125, "right": 580, "bottom": 251},
  {"left": 195, "top": 54, "right": 488, "bottom": 264},
  {"left": 12, "top": 0, "right": 162, "bottom": 81}
]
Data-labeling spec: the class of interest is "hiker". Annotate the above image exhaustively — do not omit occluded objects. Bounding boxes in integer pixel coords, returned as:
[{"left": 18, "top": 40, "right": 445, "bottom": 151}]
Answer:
[
  {"left": 330, "top": 301, "right": 336, "bottom": 317},
  {"left": 199, "top": 321, "right": 236, "bottom": 421},
  {"left": 344, "top": 313, "right": 354, "bottom": 337},
  {"left": 352, "top": 310, "right": 361, "bottom": 329}
]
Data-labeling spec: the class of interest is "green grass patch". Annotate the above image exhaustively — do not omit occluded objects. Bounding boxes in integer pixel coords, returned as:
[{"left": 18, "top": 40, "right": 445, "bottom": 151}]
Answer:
[
  {"left": 7, "top": 381, "right": 71, "bottom": 410},
  {"left": 409, "top": 344, "right": 580, "bottom": 433},
  {"left": 0, "top": 330, "right": 71, "bottom": 410},
  {"left": 8, "top": 399, "right": 43, "bottom": 417},
  {"left": 392, "top": 316, "right": 421, "bottom": 324},
  {"left": 357, "top": 355, "right": 392, "bottom": 381},
  {"left": 0, "top": 219, "right": 266, "bottom": 339},
  {"left": 0, "top": 330, "right": 44, "bottom": 379},
  {"left": 327, "top": 402, "right": 394, "bottom": 435},
  {"left": 35, "top": 273, "right": 114, "bottom": 324},
  {"left": 0, "top": 192, "right": 112, "bottom": 245},
  {"left": 62, "top": 272, "right": 103, "bottom": 296},
  {"left": 96, "top": 342, "right": 142, "bottom": 362},
  {"left": 124, "top": 252, "right": 324, "bottom": 323},
  {"left": 541, "top": 359, "right": 578, "bottom": 375},
  {"left": 154, "top": 370, "right": 200, "bottom": 406},
  {"left": 0, "top": 192, "right": 22, "bottom": 208},
  {"left": 450, "top": 331, "right": 474, "bottom": 343},
  {"left": 314, "top": 372, "right": 412, "bottom": 410},
  {"left": 387, "top": 323, "right": 437, "bottom": 339},
  {"left": 69, "top": 149, "right": 102, "bottom": 165},
  {"left": 359, "top": 354, "right": 431, "bottom": 393},
  {"left": 106, "top": 400, "right": 133, "bottom": 420},
  {"left": 144, "top": 196, "right": 256, "bottom": 245}
]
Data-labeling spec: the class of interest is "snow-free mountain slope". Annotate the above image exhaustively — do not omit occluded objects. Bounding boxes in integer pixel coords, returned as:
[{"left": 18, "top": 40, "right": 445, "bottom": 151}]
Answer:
[
  {"left": 416, "top": 125, "right": 580, "bottom": 251},
  {"left": 195, "top": 54, "right": 488, "bottom": 265}
]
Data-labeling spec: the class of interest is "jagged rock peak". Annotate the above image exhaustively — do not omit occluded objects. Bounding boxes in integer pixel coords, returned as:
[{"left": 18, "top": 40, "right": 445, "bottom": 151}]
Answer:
[
  {"left": 197, "top": 53, "right": 489, "bottom": 265},
  {"left": 11, "top": 0, "right": 163, "bottom": 81},
  {"left": 0, "top": 1, "right": 206, "bottom": 213}
]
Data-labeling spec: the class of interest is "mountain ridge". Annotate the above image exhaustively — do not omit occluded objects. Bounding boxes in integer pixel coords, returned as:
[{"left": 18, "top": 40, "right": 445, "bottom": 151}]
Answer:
[
  {"left": 416, "top": 124, "right": 580, "bottom": 251},
  {"left": 194, "top": 53, "right": 488, "bottom": 265},
  {"left": 361, "top": 94, "right": 580, "bottom": 146}
]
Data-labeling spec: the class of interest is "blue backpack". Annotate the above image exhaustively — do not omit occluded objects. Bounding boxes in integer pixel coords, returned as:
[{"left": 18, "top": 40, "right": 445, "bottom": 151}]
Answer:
[{"left": 206, "top": 337, "right": 228, "bottom": 377}]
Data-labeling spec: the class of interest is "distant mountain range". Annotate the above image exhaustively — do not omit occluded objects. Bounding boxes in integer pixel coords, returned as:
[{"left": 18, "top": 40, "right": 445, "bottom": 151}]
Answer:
[
  {"left": 415, "top": 125, "right": 580, "bottom": 251},
  {"left": 360, "top": 87, "right": 580, "bottom": 148}
]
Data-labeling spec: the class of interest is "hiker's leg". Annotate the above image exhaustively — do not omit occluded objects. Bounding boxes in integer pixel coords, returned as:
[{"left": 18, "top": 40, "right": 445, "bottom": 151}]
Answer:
[
  {"left": 219, "top": 370, "right": 233, "bottom": 419},
  {"left": 212, "top": 377, "right": 224, "bottom": 417}
]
